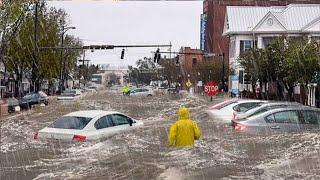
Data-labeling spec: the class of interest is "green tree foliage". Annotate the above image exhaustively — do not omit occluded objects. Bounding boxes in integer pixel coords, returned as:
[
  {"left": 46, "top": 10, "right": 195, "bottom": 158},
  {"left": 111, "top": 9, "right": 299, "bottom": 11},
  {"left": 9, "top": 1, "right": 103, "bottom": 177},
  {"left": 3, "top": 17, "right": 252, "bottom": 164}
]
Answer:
[
  {"left": 238, "top": 36, "right": 320, "bottom": 101},
  {"left": 5, "top": 2, "right": 82, "bottom": 95},
  {"left": 0, "top": 0, "right": 32, "bottom": 63},
  {"left": 158, "top": 58, "right": 181, "bottom": 86},
  {"left": 128, "top": 57, "right": 157, "bottom": 86},
  {"left": 195, "top": 60, "right": 228, "bottom": 85}
]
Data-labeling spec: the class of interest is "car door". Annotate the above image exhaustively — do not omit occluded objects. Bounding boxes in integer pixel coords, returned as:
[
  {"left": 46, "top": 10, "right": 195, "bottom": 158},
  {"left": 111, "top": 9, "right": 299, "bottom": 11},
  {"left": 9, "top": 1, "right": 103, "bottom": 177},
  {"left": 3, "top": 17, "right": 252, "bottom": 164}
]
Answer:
[
  {"left": 89, "top": 115, "right": 118, "bottom": 139},
  {"left": 265, "top": 110, "right": 301, "bottom": 133},
  {"left": 130, "top": 89, "right": 139, "bottom": 96},
  {"left": 110, "top": 114, "right": 133, "bottom": 133},
  {"left": 300, "top": 110, "right": 320, "bottom": 130}
]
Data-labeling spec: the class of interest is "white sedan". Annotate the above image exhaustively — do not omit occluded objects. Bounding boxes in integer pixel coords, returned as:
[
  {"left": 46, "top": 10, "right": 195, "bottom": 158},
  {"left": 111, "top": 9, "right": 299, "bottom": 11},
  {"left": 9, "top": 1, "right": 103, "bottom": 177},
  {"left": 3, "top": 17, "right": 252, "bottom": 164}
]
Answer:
[
  {"left": 207, "top": 99, "right": 267, "bottom": 123},
  {"left": 34, "top": 110, "right": 143, "bottom": 141},
  {"left": 130, "top": 88, "right": 154, "bottom": 97}
]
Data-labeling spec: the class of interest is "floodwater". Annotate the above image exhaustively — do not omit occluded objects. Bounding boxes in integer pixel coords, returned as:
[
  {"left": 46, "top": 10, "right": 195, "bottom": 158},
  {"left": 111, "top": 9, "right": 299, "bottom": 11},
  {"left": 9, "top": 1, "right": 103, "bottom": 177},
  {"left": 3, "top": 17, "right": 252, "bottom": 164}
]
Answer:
[{"left": 0, "top": 90, "right": 319, "bottom": 180}]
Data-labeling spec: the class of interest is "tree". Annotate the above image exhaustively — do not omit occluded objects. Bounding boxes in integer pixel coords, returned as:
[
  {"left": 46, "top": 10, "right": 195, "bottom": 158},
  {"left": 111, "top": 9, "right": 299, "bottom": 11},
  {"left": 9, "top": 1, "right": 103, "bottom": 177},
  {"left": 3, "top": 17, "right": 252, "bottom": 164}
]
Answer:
[
  {"left": 128, "top": 57, "right": 157, "bottom": 86},
  {"left": 194, "top": 61, "right": 224, "bottom": 84},
  {"left": 158, "top": 58, "right": 181, "bottom": 87},
  {"left": 0, "top": 0, "right": 32, "bottom": 71},
  {"left": 5, "top": 2, "right": 83, "bottom": 95},
  {"left": 284, "top": 38, "right": 320, "bottom": 102}
]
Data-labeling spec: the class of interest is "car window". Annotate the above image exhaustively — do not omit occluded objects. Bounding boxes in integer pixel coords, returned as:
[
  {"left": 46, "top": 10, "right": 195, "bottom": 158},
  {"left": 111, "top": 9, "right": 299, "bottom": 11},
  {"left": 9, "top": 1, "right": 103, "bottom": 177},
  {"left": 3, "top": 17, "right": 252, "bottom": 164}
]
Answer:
[
  {"left": 233, "top": 102, "right": 262, "bottom": 112},
  {"left": 273, "top": 111, "right": 299, "bottom": 123},
  {"left": 52, "top": 116, "right": 92, "bottom": 130},
  {"left": 265, "top": 114, "right": 276, "bottom": 123},
  {"left": 111, "top": 114, "right": 130, "bottom": 126},
  {"left": 249, "top": 108, "right": 269, "bottom": 117},
  {"left": 94, "top": 115, "right": 114, "bottom": 129},
  {"left": 302, "top": 110, "right": 319, "bottom": 125}
]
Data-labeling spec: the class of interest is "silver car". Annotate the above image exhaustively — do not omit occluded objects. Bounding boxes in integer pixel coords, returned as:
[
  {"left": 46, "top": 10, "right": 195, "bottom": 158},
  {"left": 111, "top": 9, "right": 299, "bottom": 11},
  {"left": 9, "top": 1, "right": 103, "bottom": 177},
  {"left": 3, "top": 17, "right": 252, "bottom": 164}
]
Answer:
[
  {"left": 232, "top": 107, "right": 320, "bottom": 134},
  {"left": 232, "top": 101, "right": 302, "bottom": 121}
]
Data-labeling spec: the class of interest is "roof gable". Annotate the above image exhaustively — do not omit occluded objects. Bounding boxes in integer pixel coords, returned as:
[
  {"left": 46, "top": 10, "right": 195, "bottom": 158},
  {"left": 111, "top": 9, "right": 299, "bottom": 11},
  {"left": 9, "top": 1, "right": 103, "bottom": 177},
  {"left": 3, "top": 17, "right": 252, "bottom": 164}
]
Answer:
[{"left": 252, "top": 12, "right": 287, "bottom": 32}]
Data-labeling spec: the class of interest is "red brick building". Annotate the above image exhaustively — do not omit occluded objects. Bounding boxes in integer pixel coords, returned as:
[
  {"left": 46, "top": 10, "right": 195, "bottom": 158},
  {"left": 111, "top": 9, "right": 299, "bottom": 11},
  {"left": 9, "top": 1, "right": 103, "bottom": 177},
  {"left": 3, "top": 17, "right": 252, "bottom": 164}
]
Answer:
[
  {"left": 178, "top": 47, "right": 204, "bottom": 87},
  {"left": 203, "top": 0, "right": 320, "bottom": 62}
]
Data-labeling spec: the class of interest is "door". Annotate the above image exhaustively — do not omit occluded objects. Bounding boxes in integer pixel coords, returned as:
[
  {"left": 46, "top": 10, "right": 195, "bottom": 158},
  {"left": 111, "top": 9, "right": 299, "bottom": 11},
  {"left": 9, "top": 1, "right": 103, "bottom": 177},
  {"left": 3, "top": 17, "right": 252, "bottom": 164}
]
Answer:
[
  {"left": 89, "top": 115, "right": 117, "bottom": 139},
  {"left": 109, "top": 114, "right": 133, "bottom": 133},
  {"left": 265, "top": 110, "right": 301, "bottom": 133},
  {"left": 300, "top": 110, "right": 320, "bottom": 131}
]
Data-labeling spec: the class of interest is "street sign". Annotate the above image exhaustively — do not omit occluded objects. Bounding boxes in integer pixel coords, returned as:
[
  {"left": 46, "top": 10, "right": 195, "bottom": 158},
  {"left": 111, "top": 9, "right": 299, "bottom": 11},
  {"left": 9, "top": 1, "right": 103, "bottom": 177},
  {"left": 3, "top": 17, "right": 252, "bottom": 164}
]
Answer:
[
  {"left": 204, "top": 81, "right": 219, "bottom": 96},
  {"left": 186, "top": 79, "right": 192, "bottom": 87}
]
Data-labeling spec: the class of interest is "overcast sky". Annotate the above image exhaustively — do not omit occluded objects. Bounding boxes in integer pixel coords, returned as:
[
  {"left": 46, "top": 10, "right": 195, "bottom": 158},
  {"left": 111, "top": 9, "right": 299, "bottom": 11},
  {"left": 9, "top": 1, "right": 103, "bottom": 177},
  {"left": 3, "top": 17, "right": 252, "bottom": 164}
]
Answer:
[{"left": 47, "top": 0, "right": 203, "bottom": 66}]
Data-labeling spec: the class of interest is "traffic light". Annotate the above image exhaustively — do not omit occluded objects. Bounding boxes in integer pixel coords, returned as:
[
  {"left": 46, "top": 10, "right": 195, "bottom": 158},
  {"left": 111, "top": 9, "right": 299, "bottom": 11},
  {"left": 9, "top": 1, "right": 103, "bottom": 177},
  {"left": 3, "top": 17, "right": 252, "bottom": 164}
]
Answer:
[
  {"left": 175, "top": 55, "right": 179, "bottom": 64},
  {"left": 157, "top": 52, "right": 161, "bottom": 63},
  {"left": 120, "top": 49, "right": 125, "bottom": 59},
  {"left": 154, "top": 48, "right": 160, "bottom": 63}
]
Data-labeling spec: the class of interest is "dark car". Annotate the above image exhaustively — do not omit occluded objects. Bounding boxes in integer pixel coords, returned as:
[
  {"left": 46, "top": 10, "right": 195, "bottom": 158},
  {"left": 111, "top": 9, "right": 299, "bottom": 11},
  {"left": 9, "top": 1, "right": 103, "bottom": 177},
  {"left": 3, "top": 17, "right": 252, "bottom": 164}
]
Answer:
[
  {"left": 8, "top": 97, "right": 20, "bottom": 113},
  {"left": 20, "top": 92, "right": 49, "bottom": 109}
]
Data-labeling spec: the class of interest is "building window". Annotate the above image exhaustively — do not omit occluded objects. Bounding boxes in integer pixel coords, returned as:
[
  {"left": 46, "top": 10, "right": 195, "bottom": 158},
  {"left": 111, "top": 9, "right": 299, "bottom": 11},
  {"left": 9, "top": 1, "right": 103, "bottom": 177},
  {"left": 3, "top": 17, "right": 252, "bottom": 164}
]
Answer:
[
  {"left": 192, "top": 58, "right": 197, "bottom": 66},
  {"left": 240, "top": 40, "right": 256, "bottom": 55},
  {"left": 229, "top": 40, "right": 235, "bottom": 58}
]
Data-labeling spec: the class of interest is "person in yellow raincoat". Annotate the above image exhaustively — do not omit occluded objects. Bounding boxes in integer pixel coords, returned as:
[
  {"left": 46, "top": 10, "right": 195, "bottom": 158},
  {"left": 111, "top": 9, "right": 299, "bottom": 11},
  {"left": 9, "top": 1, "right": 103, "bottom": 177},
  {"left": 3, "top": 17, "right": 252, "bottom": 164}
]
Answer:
[
  {"left": 122, "top": 84, "right": 130, "bottom": 95},
  {"left": 168, "top": 107, "right": 201, "bottom": 147}
]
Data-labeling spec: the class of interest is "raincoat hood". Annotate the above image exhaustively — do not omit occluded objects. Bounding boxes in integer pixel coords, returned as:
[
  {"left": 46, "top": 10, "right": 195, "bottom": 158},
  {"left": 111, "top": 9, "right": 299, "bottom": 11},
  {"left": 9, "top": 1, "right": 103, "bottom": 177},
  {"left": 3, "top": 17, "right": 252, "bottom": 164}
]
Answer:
[{"left": 178, "top": 107, "right": 190, "bottom": 120}]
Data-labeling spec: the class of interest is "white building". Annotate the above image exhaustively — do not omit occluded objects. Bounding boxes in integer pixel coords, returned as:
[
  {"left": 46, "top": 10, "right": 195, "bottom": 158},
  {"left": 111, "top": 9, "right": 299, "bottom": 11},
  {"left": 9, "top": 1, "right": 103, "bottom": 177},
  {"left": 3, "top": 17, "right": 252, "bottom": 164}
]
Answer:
[
  {"left": 223, "top": 4, "right": 320, "bottom": 96},
  {"left": 90, "top": 64, "right": 128, "bottom": 86}
]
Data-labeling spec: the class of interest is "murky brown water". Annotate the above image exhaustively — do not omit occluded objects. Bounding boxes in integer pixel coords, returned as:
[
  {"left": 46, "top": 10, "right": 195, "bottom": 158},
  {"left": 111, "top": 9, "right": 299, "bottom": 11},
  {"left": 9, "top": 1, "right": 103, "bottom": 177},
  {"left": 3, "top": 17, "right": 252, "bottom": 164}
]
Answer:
[{"left": 1, "top": 90, "right": 319, "bottom": 179}]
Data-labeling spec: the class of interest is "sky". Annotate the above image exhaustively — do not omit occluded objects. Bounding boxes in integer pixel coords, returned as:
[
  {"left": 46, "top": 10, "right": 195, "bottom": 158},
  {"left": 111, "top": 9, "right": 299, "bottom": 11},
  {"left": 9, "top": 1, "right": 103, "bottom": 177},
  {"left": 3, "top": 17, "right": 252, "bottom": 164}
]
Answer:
[{"left": 47, "top": 0, "right": 203, "bottom": 67}]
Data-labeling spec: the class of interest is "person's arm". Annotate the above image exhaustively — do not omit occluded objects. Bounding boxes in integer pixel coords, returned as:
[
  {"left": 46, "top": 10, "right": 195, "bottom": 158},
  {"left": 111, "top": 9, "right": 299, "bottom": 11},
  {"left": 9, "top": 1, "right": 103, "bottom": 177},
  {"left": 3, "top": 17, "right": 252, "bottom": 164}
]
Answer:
[
  {"left": 193, "top": 121, "right": 201, "bottom": 140},
  {"left": 168, "top": 123, "right": 177, "bottom": 146}
]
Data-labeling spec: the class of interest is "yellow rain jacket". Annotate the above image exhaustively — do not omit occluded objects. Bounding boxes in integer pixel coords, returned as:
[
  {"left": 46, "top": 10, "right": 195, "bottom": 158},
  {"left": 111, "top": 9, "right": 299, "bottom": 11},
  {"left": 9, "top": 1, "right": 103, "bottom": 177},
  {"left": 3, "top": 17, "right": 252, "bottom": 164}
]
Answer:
[{"left": 168, "top": 107, "right": 201, "bottom": 147}]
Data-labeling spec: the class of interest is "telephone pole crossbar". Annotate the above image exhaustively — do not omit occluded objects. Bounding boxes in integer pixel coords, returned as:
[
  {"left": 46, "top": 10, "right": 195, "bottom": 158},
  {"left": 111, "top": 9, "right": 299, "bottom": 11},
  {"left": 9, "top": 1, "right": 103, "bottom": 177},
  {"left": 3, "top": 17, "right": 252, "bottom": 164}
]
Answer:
[{"left": 39, "top": 44, "right": 172, "bottom": 50}]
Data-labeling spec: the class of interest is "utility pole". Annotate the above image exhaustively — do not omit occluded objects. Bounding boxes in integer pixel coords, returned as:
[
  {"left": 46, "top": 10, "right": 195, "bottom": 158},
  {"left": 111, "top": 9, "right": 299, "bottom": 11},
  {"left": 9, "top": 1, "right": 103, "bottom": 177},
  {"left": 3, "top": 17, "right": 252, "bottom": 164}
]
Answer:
[
  {"left": 221, "top": 52, "right": 225, "bottom": 92},
  {"left": 59, "top": 26, "right": 76, "bottom": 94},
  {"left": 32, "top": 1, "right": 38, "bottom": 93}
]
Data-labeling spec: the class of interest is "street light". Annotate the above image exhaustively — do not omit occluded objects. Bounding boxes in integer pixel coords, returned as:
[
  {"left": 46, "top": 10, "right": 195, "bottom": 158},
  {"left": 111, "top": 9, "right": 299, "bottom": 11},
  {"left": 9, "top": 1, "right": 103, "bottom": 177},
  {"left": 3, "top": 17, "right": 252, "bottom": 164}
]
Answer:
[{"left": 59, "top": 26, "right": 76, "bottom": 94}]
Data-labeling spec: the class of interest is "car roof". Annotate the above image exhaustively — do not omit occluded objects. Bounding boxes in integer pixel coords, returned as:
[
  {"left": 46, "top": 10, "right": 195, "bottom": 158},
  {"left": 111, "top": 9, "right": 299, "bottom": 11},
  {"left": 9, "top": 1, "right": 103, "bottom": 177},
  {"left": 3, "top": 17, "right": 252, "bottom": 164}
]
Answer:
[
  {"left": 64, "top": 110, "right": 120, "bottom": 118},
  {"left": 235, "top": 99, "right": 267, "bottom": 104},
  {"left": 247, "top": 106, "right": 320, "bottom": 120}
]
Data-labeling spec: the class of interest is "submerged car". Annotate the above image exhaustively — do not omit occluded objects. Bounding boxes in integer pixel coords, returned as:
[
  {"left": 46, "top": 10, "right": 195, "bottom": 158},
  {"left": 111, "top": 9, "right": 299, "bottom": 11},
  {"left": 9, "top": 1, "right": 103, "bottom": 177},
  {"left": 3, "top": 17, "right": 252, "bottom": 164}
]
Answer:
[
  {"left": 8, "top": 97, "right": 20, "bottom": 113},
  {"left": 232, "top": 101, "right": 302, "bottom": 121},
  {"left": 57, "top": 89, "right": 82, "bottom": 101},
  {"left": 130, "top": 88, "right": 154, "bottom": 97},
  {"left": 34, "top": 110, "right": 143, "bottom": 141},
  {"left": 20, "top": 92, "right": 49, "bottom": 109},
  {"left": 207, "top": 99, "right": 267, "bottom": 122},
  {"left": 231, "top": 107, "right": 320, "bottom": 134}
]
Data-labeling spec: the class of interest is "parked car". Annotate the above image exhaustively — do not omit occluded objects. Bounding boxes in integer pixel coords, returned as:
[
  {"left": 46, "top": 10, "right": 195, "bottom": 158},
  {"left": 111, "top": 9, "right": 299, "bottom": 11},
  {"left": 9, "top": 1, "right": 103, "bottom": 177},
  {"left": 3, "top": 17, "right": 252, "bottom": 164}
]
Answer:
[
  {"left": 57, "top": 89, "right": 82, "bottom": 101},
  {"left": 34, "top": 110, "right": 144, "bottom": 141},
  {"left": 233, "top": 101, "right": 302, "bottom": 121},
  {"left": 209, "top": 98, "right": 239, "bottom": 110},
  {"left": 8, "top": 97, "right": 20, "bottom": 113},
  {"left": 130, "top": 88, "right": 154, "bottom": 97},
  {"left": 231, "top": 107, "right": 320, "bottom": 134},
  {"left": 167, "top": 88, "right": 179, "bottom": 94},
  {"left": 20, "top": 92, "right": 49, "bottom": 109},
  {"left": 207, "top": 99, "right": 267, "bottom": 122}
]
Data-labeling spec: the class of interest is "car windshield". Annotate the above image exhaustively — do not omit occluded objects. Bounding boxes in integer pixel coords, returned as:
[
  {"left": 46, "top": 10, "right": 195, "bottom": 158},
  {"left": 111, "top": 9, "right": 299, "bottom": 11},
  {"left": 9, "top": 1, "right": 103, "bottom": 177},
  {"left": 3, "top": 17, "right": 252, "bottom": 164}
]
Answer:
[{"left": 51, "top": 116, "right": 92, "bottom": 130}]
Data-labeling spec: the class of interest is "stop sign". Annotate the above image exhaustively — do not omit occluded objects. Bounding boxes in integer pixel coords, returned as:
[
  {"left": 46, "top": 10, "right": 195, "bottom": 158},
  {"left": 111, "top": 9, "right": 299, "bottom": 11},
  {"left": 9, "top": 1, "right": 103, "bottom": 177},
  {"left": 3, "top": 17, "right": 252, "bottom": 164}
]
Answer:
[{"left": 204, "top": 81, "right": 219, "bottom": 96}]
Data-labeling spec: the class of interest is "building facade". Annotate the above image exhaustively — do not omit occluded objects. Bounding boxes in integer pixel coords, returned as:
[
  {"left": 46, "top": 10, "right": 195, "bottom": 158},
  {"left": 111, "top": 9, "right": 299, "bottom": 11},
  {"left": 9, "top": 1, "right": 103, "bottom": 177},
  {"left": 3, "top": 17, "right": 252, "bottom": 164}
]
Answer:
[
  {"left": 177, "top": 47, "right": 204, "bottom": 89},
  {"left": 223, "top": 4, "right": 320, "bottom": 103},
  {"left": 203, "top": 0, "right": 320, "bottom": 64}
]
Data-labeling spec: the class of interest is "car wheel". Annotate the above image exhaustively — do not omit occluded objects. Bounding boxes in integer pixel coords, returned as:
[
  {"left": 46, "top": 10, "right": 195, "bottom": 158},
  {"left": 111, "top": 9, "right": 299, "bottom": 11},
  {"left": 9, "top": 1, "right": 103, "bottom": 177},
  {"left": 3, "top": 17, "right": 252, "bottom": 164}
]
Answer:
[{"left": 147, "top": 94, "right": 152, "bottom": 97}]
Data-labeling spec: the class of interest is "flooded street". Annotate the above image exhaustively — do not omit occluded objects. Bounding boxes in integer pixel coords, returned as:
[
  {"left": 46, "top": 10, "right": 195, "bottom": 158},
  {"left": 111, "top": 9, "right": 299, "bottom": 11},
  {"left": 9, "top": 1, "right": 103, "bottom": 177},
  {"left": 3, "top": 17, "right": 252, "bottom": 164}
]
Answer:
[{"left": 1, "top": 90, "right": 319, "bottom": 180}]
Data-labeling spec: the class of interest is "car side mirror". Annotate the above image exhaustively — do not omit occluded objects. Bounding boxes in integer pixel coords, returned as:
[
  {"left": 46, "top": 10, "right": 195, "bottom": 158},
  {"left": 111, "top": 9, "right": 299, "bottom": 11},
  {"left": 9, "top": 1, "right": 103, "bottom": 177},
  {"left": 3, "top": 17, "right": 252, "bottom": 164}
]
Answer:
[{"left": 128, "top": 119, "right": 133, "bottom": 126}]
